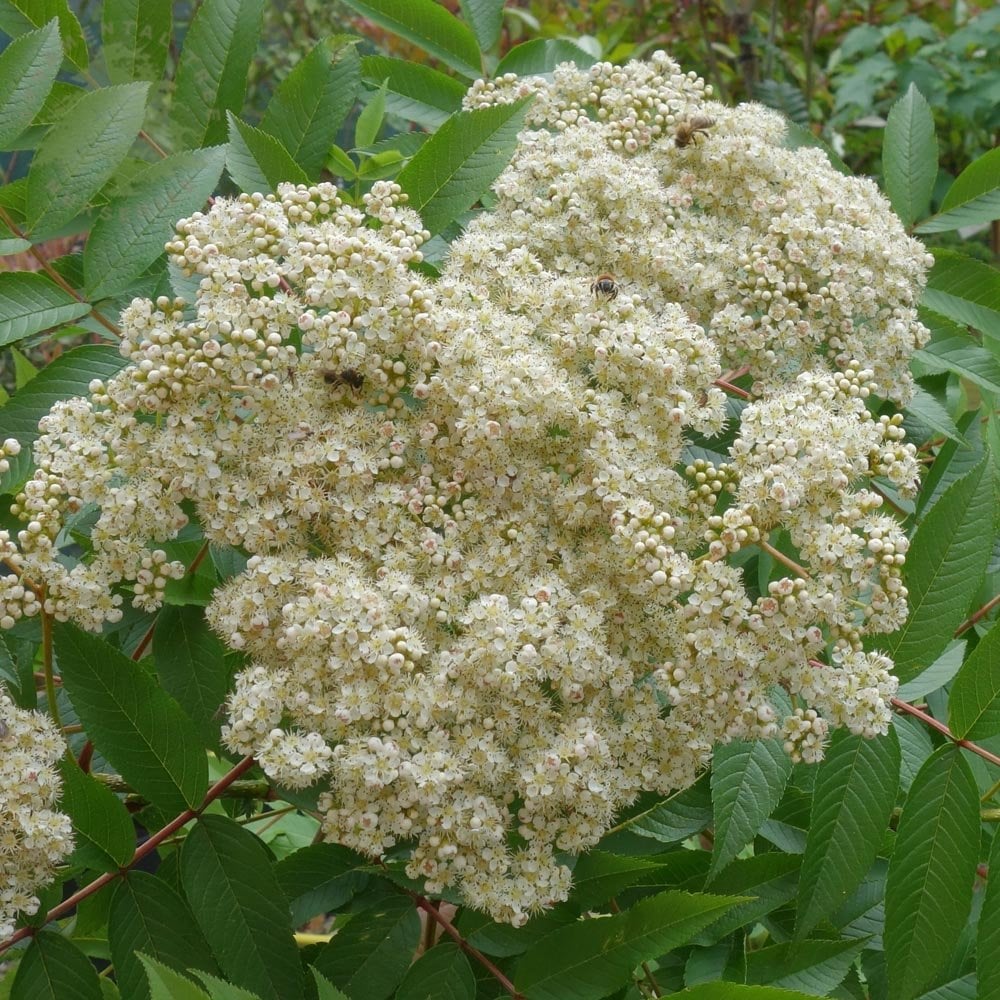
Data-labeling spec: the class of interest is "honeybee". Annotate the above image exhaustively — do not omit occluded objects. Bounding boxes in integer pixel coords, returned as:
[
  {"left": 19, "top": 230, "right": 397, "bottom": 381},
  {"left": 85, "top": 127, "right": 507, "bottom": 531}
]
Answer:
[
  {"left": 674, "top": 114, "right": 715, "bottom": 149},
  {"left": 323, "top": 368, "right": 365, "bottom": 390},
  {"left": 591, "top": 273, "right": 619, "bottom": 301}
]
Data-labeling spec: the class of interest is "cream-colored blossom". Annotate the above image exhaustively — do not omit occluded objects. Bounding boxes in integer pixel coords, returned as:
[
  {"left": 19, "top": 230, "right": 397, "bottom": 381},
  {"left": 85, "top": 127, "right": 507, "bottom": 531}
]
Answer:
[{"left": 0, "top": 53, "right": 930, "bottom": 925}]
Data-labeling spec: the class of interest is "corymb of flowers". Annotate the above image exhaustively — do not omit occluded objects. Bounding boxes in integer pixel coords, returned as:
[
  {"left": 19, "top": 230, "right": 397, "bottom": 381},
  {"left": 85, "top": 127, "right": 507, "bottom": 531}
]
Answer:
[{"left": 0, "top": 53, "right": 931, "bottom": 925}]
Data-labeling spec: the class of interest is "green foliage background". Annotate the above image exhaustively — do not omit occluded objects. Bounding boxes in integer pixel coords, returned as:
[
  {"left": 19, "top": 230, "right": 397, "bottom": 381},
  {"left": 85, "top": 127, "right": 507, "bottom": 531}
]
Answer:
[{"left": 0, "top": 2, "right": 998, "bottom": 999}]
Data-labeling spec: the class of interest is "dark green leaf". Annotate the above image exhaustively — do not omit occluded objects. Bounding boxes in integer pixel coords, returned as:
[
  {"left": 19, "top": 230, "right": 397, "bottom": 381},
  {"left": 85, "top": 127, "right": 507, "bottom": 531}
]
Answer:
[
  {"left": 904, "top": 385, "right": 967, "bottom": 445},
  {"left": 458, "top": 0, "right": 503, "bottom": 55},
  {"left": 795, "top": 729, "right": 900, "bottom": 939},
  {"left": 0, "top": 0, "right": 88, "bottom": 72},
  {"left": 948, "top": 621, "right": 1000, "bottom": 739},
  {"left": 55, "top": 621, "right": 209, "bottom": 814},
  {"left": 396, "top": 98, "right": 533, "bottom": 235},
  {"left": 261, "top": 41, "right": 360, "bottom": 179},
  {"left": 893, "top": 715, "right": 933, "bottom": 793},
  {"left": 102, "top": 0, "right": 172, "bottom": 85},
  {"left": 311, "top": 893, "right": 420, "bottom": 999},
  {"left": 109, "top": 872, "right": 220, "bottom": 1000},
  {"left": 882, "top": 84, "right": 937, "bottom": 228},
  {"left": 151, "top": 604, "right": 229, "bottom": 748},
  {"left": 710, "top": 738, "right": 792, "bottom": 876},
  {"left": 888, "top": 456, "right": 994, "bottom": 684},
  {"left": 59, "top": 758, "right": 135, "bottom": 871},
  {"left": 170, "top": 0, "right": 266, "bottom": 149},
  {"left": 884, "top": 746, "right": 980, "bottom": 1000},
  {"left": 396, "top": 941, "right": 476, "bottom": 1000},
  {"left": 0, "top": 271, "right": 91, "bottom": 345},
  {"left": 339, "top": 0, "right": 481, "bottom": 78},
  {"left": 628, "top": 775, "right": 713, "bottom": 844},
  {"left": 569, "top": 851, "right": 668, "bottom": 910},
  {"left": 360, "top": 56, "right": 464, "bottom": 129},
  {"left": 84, "top": 146, "right": 226, "bottom": 299},
  {"left": 494, "top": 38, "right": 598, "bottom": 76},
  {"left": 274, "top": 842, "right": 370, "bottom": 926},
  {"left": 515, "top": 891, "right": 744, "bottom": 1000},
  {"left": 978, "top": 829, "right": 1000, "bottom": 1000},
  {"left": 11, "top": 931, "right": 103, "bottom": 1000},
  {"left": 674, "top": 987, "right": 837, "bottom": 1000},
  {"left": 226, "top": 113, "right": 310, "bottom": 194},
  {"left": 0, "top": 19, "right": 62, "bottom": 148},
  {"left": 746, "top": 938, "right": 866, "bottom": 994},
  {"left": 914, "top": 325, "right": 1000, "bottom": 397},
  {"left": 922, "top": 249, "right": 1000, "bottom": 341},
  {"left": 25, "top": 82, "right": 150, "bottom": 239},
  {"left": 181, "top": 816, "right": 304, "bottom": 1000},
  {"left": 0, "top": 345, "right": 130, "bottom": 492},
  {"left": 916, "top": 147, "right": 1000, "bottom": 234}
]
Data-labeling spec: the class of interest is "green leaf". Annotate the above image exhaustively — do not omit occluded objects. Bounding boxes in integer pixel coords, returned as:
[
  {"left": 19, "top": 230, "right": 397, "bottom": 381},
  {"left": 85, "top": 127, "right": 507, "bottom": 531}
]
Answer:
[
  {"left": 882, "top": 84, "right": 937, "bottom": 228},
  {"left": 355, "top": 78, "right": 388, "bottom": 151},
  {"left": 102, "top": 0, "right": 172, "bottom": 85},
  {"left": 396, "top": 98, "right": 533, "bottom": 236},
  {"left": 887, "top": 455, "right": 994, "bottom": 684},
  {"left": 884, "top": 745, "right": 980, "bottom": 1000},
  {"left": 139, "top": 957, "right": 211, "bottom": 1000},
  {"left": 922, "top": 249, "right": 1000, "bottom": 341},
  {"left": 59, "top": 758, "right": 135, "bottom": 871},
  {"left": 913, "top": 976, "right": 977, "bottom": 1000},
  {"left": 191, "top": 973, "right": 267, "bottom": 1000},
  {"left": 0, "top": 20, "right": 62, "bottom": 148},
  {"left": 0, "top": 271, "right": 91, "bottom": 345},
  {"left": 25, "top": 82, "right": 150, "bottom": 239},
  {"left": 569, "top": 851, "right": 669, "bottom": 910},
  {"left": 710, "top": 738, "right": 792, "bottom": 876},
  {"left": 915, "top": 147, "right": 1000, "bottom": 234},
  {"left": 181, "top": 815, "right": 304, "bottom": 1000},
  {"left": 895, "top": 640, "right": 965, "bottom": 702},
  {"left": 0, "top": 0, "right": 88, "bottom": 72},
  {"left": 0, "top": 344, "right": 130, "bottom": 492},
  {"left": 395, "top": 942, "right": 476, "bottom": 1000},
  {"left": 948, "top": 621, "right": 1000, "bottom": 739},
  {"left": 226, "top": 113, "right": 310, "bottom": 194},
  {"left": 360, "top": 56, "right": 465, "bottom": 129},
  {"left": 170, "top": 0, "right": 266, "bottom": 149},
  {"left": 495, "top": 38, "right": 598, "bottom": 76},
  {"left": 914, "top": 322, "right": 1000, "bottom": 397},
  {"left": 274, "top": 842, "right": 370, "bottom": 925},
  {"left": 904, "top": 384, "right": 967, "bottom": 445},
  {"left": 746, "top": 938, "right": 866, "bottom": 994},
  {"left": 110, "top": 872, "right": 220, "bottom": 1000},
  {"left": 978, "top": 828, "right": 1000, "bottom": 1000},
  {"left": 339, "top": 0, "right": 481, "bottom": 79},
  {"left": 515, "top": 890, "right": 744, "bottom": 1000},
  {"left": 795, "top": 729, "right": 900, "bottom": 939},
  {"left": 311, "top": 893, "right": 420, "bottom": 999},
  {"left": 10, "top": 931, "right": 103, "bottom": 1000},
  {"left": 54, "top": 621, "right": 209, "bottom": 814},
  {"left": 629, "top": 775, "right": 713, "bottom": 843},
  {"left": 310, "top": 969, "right": 351, "bottom": 1000},
  {"left": 893, "top": 715, "right": 933, "bottom": 793},
  {"left": 326, "top": 144, "right": 357, "bottom": 181},
  {"left": 84, "top": 146, "right": 226, "bottom": 299},
  {"left": 781, "top": 119, "right": 852, "bottom": 176},
  {"left": 260, "top": 41, "right": 360, "bottom": 179},
  {"left": 673, "top": 988, "right": 831, "bottom": 1000},
  {"left": 151, "top": 604, "right": 230, "bottom": 748},
  {"left": 458, "top": 0, "right": 503, "bottom": 55}
]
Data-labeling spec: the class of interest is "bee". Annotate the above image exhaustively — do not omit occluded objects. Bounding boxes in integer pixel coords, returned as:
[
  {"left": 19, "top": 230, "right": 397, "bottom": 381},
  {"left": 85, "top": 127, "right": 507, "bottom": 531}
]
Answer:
[
  {"left": 323, "top": 368, "right": 365, "bottom": 391},
  {"left": 674, "top": 114, "right": 715, "bottom": 149},
  {"left": 590, "top": 273, "right": 619, "bottom": 301}
]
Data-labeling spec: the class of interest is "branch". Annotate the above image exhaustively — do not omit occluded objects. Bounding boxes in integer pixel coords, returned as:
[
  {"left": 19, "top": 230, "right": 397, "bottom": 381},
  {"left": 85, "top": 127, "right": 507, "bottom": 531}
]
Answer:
[{"left": 891, "top": 697, "right": 1000, "bottom": 768}]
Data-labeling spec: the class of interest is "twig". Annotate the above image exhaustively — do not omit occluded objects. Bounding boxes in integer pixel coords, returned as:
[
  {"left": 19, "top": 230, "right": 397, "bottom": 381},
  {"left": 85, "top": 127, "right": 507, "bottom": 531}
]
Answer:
[
  {"left": 890, "top": 697, "right": 1000, "bottom": 768},
  {"left": 955, "top": 594, "right": 1000, "bottom": 638}
]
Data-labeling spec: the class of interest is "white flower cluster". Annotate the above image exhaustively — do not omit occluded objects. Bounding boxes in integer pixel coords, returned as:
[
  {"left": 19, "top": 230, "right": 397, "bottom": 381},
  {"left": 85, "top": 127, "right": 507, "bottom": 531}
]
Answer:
[
  {"left": 0, "top": 690, "right": 74, "bottom": 940},
  {"left": 0, "top": 53, "right": 930, "bottom": 924}
]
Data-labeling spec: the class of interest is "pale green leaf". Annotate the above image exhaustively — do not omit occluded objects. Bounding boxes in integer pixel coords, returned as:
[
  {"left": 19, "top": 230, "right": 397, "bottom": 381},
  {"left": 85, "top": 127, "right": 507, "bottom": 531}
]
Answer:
[
  {"left": 171, "top": 0, "right": 266, "bottom": 149},
  {"left": 915, "top": 147, "right": 1000, "bottom": 234},
  {"left": 191, "top": 973, "right": 267, "bottom": 1000},
  {"left": 339, "top": 0, "right": 481, "bottom": 78},
  {"left": 895, "top": 640, "right": 965, "bottom": 702},
  {"left": 25, "top": 82, "right": 149, "bottom": 238},
  {"left": 0, "top": 0, "right": 88, "bottom": 71},
  {"left": 102, "top": 0, "right": 172, "bottom": 84},
  {"left": 0, "top": 271, "right": 91, "bottom": 345},
  {"left": 84, "top": 146, "right": 226, "bottom": 299},
  {"left": 882, "top": 84, "right": 937, "bottom": 228},
  {"left": 948, "top": 621, "right": 1000, "bottom": 739},
  {"left": 396, "top": 97, "right": 533, "bottom": 235},
  {"left": 310, "top": 969, "right": 351, "bottom": 1000},
  {"left": 795, "top": 729, "right": 900, "bottom": 939},
  {"left": 495, "top": 38, "right": 598, "bottom": 77},
  {"left": 0, "top": 20, "right": 62, "bottom": 148},
  {"left": 226, "top": 113, "right": 310, "bottom": 194},
  {"left": 710, "top": 738, "right": 792, "bottom": 876},
  {"left": 888, "top": 456, "right": 994, "bottom": 684},
  {"left": 139, "top": 957, "right": 211, "bottom": 1000},
  {"left": 884, "top": 746, "right": 979, "bottom": 1000},
  {"left": 354, "top": 78, "right": 388, "bottom": 150}
]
